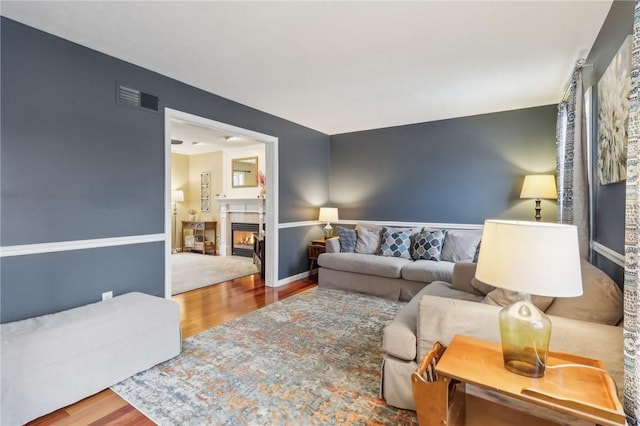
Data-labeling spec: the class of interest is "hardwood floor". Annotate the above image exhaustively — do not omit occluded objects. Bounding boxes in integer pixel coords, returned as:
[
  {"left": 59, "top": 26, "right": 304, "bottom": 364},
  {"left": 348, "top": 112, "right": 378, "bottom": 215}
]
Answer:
[{"left": 28, "top": 274, "right": 317, "bottom": 426}]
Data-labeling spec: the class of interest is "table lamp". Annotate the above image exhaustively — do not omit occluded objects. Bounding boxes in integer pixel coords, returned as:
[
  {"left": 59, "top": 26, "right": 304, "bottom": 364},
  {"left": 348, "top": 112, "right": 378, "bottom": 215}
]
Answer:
[
  {"left": 475, "top": 220, "right": 582, "bottom": 378},
  {"left": 171, "top": 190, "right": 184, "bottom": 254},
  {"left": 318, "top": 207, "right": 339, "bottom": 238},
  {"left": 520, "top": 175, "right": 558, "bottom": 221}
]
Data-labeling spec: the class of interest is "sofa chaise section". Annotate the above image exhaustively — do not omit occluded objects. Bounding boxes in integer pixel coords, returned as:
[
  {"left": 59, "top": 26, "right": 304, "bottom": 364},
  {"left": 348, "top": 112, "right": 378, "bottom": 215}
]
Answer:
[{"left": 381, "top": 261, "right": 624, "bottom": 411}]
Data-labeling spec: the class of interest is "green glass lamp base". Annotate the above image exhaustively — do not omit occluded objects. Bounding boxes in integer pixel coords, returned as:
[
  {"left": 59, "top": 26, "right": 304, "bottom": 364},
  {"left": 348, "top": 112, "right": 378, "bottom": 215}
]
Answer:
[{"left": 499, "top": 293, "right": 551, "bottom": 378}]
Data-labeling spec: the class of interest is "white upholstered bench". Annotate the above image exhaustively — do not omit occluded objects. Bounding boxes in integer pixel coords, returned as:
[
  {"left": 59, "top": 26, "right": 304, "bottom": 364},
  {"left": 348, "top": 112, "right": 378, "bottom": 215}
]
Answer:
[{"left": 1, "top": 292, "right": 181, "bottom": 425}]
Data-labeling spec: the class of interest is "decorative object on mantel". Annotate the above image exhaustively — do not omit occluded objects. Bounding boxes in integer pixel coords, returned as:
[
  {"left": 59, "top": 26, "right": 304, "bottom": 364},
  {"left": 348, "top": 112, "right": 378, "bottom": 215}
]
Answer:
[
  {"left": 520, "top": 175, "right": 557, "bottom": 221},
  {"left": 318, "top": 207, "right": 339, "bottom": 238},
  {"left": 475, "top": 220, "right": 582, "bottom": 378},
  {"left": 188, "top": 209, "right": 197, "bottom": 222},
  {"left": 171, "top": 190, "right": 184, "bottom": 254},
  {"left": 258, "top": 170, "right": 266, "bottom": 198}
]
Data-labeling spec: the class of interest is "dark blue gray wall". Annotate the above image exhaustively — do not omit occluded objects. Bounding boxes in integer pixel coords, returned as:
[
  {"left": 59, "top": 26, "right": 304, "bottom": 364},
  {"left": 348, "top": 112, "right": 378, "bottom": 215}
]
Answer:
[
  {"left": 0, "top": 18, "right": 330, "bottom": 323},
  {"left": 583, "top": 0, "right": 633, "bottom": 284},
  {"left": 329, "top": 105, "right": 558, "bottom": 224}
]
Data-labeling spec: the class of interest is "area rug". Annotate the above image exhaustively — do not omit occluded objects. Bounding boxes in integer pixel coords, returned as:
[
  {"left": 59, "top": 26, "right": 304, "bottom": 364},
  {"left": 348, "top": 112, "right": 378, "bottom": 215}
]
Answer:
[
  {"left": 171, "top": 253, "right": 259, "bottom": 295},
  {"left": 111, "top": 288, "right": 418, "bottom": 425}
]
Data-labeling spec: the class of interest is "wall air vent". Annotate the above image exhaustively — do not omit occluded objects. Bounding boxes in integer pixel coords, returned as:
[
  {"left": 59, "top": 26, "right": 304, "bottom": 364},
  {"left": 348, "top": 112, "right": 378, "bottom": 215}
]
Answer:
[{"left": 116, "top": 84, "right": 159, "bottom": 112}]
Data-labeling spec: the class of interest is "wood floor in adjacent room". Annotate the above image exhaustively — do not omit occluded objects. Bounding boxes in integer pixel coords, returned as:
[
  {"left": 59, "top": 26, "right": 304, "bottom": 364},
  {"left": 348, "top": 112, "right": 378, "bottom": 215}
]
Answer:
[{"left": 28, "top": 274, "right": 317, "bottom": 426}]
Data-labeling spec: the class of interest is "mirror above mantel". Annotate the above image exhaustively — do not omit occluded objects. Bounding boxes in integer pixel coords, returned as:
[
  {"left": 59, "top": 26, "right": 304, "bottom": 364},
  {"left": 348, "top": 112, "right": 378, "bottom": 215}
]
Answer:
[{"left": 231, "top": 156, "right": 258, "bottom": 188}]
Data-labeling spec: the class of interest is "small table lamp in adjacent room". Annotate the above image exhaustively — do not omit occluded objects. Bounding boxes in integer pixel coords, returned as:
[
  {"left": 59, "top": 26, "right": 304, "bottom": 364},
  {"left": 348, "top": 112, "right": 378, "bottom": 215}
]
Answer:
[
  {"left": 171, "top": 190, "right": 184, "bottom": 254},
  {"left": 475, "top": 220, "right": 582, "bottom": 378},
  {"left": 520, "top": 174, "right": 557, "bottom": 221},
  {"left": 318, "top": 207, "right": 339, "bottom": 238}
]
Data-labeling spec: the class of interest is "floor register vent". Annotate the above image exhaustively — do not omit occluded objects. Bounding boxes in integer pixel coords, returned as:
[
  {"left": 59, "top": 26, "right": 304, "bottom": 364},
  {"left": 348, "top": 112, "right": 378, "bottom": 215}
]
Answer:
[{"left": 116, "top": 84, "right": 159, "bottom": 112}]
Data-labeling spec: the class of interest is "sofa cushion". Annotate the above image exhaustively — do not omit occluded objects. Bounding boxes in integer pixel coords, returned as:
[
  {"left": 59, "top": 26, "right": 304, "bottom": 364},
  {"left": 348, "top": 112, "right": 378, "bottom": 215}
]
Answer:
[
  {"left": 401, "top": 259, "right": 455, "bottom": 283},
  {"left": 482, "top": 289, "right": 555, "bottom": 311},
  {"left": 470, "top": 277, "right": 496, "bottom": 295},
  {"left": 441, "top": 229, "right": 483, "bottom": 262},
  {"left": 336, "top": 227, "right": 356, "bottom": 253},
  {"left": 411, "top": 229, "right": 447, "bottom": 261},
  {"left": 451, "top": 262, "right": 484, "bottom": 296},
  {"left": 422, "top": 280, "right": 485, "bottom": 302},
  {"left": 545, "top": 259, "right": 623, "bottom": 325},
  {"left": 317, "top": 252, "right": 410, "bottom": 278},
  {"left": 379, "top": 230, "right": 412, "bottom": 259}
]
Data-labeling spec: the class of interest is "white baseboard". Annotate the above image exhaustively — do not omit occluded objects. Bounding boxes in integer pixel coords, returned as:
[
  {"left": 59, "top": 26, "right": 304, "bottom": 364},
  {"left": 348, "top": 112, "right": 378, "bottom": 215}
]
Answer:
[{"left": 275, "top": 271, "right": 311, "bottom": 287}]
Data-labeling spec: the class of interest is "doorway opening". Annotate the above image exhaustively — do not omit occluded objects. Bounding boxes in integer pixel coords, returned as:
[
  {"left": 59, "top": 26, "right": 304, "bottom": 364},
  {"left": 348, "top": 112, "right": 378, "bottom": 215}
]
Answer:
[{"left": 164, "top": 108, "right": 279, "bottom": 297}]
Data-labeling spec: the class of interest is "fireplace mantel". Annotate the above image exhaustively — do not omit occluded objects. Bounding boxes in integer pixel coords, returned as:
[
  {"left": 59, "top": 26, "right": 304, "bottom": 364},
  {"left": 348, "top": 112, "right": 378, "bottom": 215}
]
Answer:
[{"left": 217, "top": 198, "right": 265, "bottom": 256}]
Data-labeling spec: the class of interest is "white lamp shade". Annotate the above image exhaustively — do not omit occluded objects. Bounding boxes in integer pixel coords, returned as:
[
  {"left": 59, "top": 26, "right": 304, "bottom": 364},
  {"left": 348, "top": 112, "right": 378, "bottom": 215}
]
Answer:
[
  {"left": 171, "top": 190, "right": 184, "bottom": 202},
  {"left": 475, "top": 220, "right": 582, "bottom": 297},
  {"left": 520, "top": 175, "right": 558, "bottom": 199},
  {"left": 318, "top": 207, "right": 339, "bottom": 222}
]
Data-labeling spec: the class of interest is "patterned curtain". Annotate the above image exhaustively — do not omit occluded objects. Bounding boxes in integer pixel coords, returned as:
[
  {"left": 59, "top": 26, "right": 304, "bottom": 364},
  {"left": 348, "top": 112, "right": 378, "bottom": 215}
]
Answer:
[
  {"left": 556, "top": 66, "right": 590, "bottom": 259},
  {"left": 624, "top": 1, "right": 640, "bottom": 422}
]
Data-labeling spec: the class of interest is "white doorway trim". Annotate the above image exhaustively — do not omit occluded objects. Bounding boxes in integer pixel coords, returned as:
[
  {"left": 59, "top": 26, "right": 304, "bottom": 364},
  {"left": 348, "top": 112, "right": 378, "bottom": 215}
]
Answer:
[{"left": 164, "top": 108, "right": 279, "bottom": 298}]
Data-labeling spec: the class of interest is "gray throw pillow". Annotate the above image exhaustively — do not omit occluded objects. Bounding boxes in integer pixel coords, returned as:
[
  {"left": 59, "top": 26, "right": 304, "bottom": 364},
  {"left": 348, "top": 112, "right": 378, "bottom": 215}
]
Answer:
[
  {"left": 336, "top": 227, "right": 356, "bottom": 253},
  {"left": 441, "top": 229, "right": 483, "bottom": 262},
  {"left": 354, "top": 225, "right": 382, "bottom": 254}
]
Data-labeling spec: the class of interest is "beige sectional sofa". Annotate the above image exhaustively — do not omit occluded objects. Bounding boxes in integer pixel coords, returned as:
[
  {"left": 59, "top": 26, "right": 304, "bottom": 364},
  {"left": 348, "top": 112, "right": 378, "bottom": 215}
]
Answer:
[
  {"left": 316, "top": 223, "right": 624, "bottom": 412},
  {"left": 382, "top": 261, "right": 624, "bottom": 410}
]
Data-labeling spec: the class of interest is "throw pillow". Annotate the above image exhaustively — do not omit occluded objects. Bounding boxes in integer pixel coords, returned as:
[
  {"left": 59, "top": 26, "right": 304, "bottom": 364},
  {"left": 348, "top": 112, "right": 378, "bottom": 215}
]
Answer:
[
  {"left": 354, "top": 224, "right": 383, "bottom": 254},
  {"left": 441, "top": 229, "right": 483, "bottom": 262},
  {"left": 411, "top": 229, "right": 447, "bottom": 261},
  {"left": 544, "top": 259, "right": 623, "bottom": 325},
  {"left": 336, "top": 227, "right": 356, "bottom": 253},
  {"left": 379, "top": 230, "right": 412, "bottom": 259},
  {"left": 482, "top": 288, "right": 555, "bottom": 312},
  {"left": 473, "top": 241, "right": 482, "bottom": 262}
]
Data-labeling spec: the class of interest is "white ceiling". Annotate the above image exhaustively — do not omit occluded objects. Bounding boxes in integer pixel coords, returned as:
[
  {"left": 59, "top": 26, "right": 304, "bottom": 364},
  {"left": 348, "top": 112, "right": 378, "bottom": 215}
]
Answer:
[
  {"left": 170, "top": 119, "right": 263, "bottom": 155},
  {"left": 1, "top": 1, "right": 613, "bottom": 135}
]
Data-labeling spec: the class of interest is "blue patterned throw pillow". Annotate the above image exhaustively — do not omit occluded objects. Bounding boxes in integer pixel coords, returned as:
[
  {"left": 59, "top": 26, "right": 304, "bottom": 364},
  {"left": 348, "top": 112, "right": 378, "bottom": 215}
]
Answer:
[
  {"left": 336, "top": 227, "right": 357, "bottom": 253},
  {"left": 412, "top": 229, "right": 448, "bottom": 261},
  {"left": 379, "top": 230, "right": 412, "bottom": 259}
]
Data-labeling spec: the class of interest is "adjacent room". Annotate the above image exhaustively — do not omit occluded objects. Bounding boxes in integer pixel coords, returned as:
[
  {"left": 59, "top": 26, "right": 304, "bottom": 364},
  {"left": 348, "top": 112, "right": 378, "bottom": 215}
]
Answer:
[
  {"left": 0, "top": 1, "right": 636, "bottom": 425},
  {"left": 169, "top": 118, "right": 265, "bottom": 295}
]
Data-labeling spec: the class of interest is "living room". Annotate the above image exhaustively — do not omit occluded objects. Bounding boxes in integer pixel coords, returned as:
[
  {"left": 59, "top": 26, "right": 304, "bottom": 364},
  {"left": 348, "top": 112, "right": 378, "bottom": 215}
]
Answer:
[{"left": 0, "top": 1, "right": 635, "bottom": 424}]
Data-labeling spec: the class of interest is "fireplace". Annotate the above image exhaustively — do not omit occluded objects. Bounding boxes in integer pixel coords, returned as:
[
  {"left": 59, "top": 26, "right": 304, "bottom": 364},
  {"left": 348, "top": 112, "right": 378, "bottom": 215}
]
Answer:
[{"left": 231, "top": 222, "right": 259, "bottom": 257}]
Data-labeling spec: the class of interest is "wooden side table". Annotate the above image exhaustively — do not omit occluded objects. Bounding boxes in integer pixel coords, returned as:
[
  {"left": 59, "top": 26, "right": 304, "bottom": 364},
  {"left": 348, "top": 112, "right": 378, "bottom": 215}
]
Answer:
[
  {"left": 413, "top": 335, "right": 625, "bottom": 426},
  {"left": 310, "top": 238, "right": 326, "bottom": 247},
  {"left": 308, "top": 239, "right": 326, "bottom": 278}
]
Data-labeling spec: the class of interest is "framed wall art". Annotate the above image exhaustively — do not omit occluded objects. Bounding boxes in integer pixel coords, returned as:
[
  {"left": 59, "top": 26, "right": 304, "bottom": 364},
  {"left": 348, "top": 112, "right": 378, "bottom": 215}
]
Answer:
[
  {"left": 201, "top": 171, "right": 211, "bottom": 212},
  {"left": 597, "top": 35, "right": 631, "bottom": 185}
]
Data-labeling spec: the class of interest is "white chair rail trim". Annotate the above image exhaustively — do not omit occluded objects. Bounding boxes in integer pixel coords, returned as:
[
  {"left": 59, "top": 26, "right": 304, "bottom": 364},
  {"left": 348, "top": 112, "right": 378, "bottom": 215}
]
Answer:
[{"left": 0, "top": 234, "right": 165, "bottom": 258}]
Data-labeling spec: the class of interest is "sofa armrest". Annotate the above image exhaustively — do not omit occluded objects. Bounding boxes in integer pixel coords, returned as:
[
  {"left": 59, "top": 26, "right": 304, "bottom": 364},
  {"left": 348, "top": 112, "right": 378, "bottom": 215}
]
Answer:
[
  {"left": 416, "top": 295, "right": 623, "bottom": 396},
  {"left": 325, "top": 237, "right": 340, "bottom": 253}
]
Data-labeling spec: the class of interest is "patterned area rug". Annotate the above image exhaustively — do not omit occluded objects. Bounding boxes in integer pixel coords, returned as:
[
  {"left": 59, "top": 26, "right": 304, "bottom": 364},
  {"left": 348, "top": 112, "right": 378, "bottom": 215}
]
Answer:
[
  {"left": 171, "top": 253, "right": 259, "bottom": 295},
  {"left": 111, "top": 288, "right": 418, "bottom": 425}
]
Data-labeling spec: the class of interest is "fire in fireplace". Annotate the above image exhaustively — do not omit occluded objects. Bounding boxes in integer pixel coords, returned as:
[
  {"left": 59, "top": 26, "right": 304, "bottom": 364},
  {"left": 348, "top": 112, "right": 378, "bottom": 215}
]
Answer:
[{"left": 231, "top": 222, "right": 259, "bottom": 257}]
